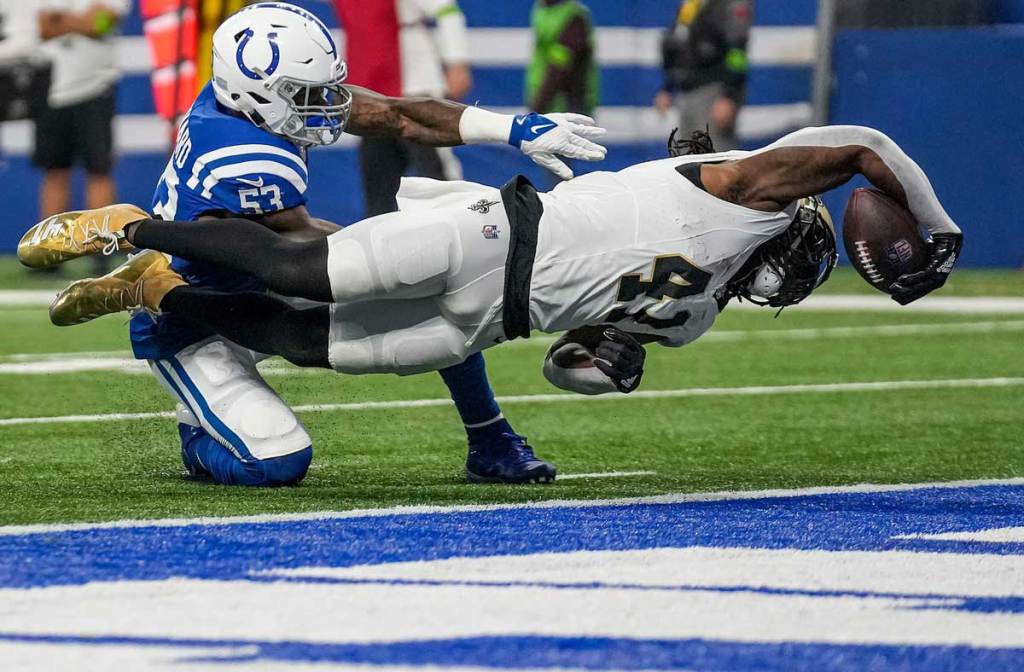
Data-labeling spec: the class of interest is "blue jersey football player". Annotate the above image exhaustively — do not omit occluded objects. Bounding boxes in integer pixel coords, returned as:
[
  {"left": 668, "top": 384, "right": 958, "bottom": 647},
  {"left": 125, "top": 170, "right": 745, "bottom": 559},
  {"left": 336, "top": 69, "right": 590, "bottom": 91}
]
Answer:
[{"left": 124, "top": 2, "right": 607, "bottom": 486}]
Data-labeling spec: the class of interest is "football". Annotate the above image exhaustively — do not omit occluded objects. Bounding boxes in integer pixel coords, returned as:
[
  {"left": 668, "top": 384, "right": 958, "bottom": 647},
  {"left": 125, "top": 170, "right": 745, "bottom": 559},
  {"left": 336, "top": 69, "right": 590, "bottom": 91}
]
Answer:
[{"left": 842, "top": 188, "right": 928, "bottom": 292}]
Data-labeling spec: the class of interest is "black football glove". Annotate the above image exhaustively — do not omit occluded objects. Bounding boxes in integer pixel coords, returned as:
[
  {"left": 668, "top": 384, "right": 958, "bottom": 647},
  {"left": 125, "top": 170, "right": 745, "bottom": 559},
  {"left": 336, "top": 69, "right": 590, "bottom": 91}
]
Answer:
[
  {"left": 889, "top": 232, "right": 963, "bottom": 306},
  {"left": 593, "top": 328, "right": 646, "bottom": 394}
]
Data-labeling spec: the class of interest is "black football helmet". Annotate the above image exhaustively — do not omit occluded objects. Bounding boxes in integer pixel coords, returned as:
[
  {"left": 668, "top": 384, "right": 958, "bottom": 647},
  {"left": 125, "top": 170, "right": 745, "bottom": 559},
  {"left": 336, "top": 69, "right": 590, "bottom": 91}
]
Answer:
[{"left": 728, "top": 197, "right": 839, "bottom": 309}]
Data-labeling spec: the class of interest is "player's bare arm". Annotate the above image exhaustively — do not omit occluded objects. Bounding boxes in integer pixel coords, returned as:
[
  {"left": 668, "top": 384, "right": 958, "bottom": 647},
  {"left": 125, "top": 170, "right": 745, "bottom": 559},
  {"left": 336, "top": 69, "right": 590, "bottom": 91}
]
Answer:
[
  {"left": 346, "top": 86, "right": 607, "bottom": 179},
  {"left": 702, "top": 145, "right": 908, "bottom": 213},
  {"left": 345, "top": 86, "right": 467, "bottom": 146},
  {"left": 703, "top": 126, "right": 963, "bottom": 305}
]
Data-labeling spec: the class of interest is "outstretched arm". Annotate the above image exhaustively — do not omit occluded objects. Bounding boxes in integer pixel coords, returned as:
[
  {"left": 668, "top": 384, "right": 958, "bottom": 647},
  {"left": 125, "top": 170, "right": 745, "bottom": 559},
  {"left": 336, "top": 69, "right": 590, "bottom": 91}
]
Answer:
[
  {"left": 344, "top": 86, "right": 607, "bottom": 179},
  {"left": 702, "top": 125, "right": 962, "bottom": 304},
  {"left": 345, "top": 86, "right": 466, "bottom": 145},
  {"left": 708, "top": 126, "right": 959, "bottom": 238}
]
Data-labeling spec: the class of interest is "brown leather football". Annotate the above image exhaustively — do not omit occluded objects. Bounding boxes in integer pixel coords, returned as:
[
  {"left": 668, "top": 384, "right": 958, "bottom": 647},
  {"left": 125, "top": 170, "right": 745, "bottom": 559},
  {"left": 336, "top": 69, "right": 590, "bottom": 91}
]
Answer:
[{"left": 842, "top": 188, "right": 927, "bottom": 293}]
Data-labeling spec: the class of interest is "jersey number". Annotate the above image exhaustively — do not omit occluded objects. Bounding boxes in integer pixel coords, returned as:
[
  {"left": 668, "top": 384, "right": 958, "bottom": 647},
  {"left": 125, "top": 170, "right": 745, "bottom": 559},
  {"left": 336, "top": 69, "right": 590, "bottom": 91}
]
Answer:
[
  {"left": 239, "top": 184, "right": 284, "bottom": 213},
  {"left": 608, "top": 255, "right": 712, "bottom": 329}
]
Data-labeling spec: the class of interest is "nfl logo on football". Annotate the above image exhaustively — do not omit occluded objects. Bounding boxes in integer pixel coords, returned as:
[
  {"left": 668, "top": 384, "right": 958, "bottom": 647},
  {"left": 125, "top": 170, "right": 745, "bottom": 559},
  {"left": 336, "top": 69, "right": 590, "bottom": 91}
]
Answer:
[
  {"left": 885, "top": 238, "right": 914, "bottom": 266},
  {"left": 482, "top": 224, "right": 500, "bottom": 240}
]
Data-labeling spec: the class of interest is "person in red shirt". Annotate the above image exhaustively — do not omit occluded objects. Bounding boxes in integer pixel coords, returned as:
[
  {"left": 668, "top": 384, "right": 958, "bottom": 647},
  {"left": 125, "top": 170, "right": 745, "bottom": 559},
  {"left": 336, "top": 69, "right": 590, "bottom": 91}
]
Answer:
[{"left": 335, "top": 0, "right": 473, "bottom": 216}]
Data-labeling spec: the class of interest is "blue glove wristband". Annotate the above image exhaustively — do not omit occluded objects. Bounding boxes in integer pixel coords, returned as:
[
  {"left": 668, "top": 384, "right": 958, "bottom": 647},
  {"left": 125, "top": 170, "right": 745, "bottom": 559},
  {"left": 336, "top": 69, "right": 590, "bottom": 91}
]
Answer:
[{"left": 508, "top": 113, "right": 558, "bottom": 147}]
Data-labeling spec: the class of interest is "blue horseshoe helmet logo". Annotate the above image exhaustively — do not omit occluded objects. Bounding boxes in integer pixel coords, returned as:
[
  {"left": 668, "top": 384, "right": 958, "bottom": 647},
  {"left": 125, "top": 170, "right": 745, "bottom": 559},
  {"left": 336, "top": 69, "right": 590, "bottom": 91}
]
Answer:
[{"left": 236, "top": 28, "right": 281, "bottom": 80}]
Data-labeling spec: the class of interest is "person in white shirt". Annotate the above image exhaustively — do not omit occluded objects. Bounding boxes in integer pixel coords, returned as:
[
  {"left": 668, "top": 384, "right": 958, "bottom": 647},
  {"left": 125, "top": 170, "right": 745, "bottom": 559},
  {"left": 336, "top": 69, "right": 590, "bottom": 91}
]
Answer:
[
  {"left": 33, "top": 0, "right": 130, "bottom": 273},
  {"left": 0, "top": 0, "right": 42, "bottom": 64},
  {"left": 0, "top": 0, "right": 49, "bottom": 125}
]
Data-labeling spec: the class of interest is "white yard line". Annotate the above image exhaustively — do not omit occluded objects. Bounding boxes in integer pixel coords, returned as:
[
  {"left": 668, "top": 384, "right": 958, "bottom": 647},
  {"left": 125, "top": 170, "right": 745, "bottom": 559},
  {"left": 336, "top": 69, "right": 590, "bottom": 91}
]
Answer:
[
  {"left": 1, "top": 476, "right": 1022, "bottom": 537},
  {"left": 765, "top": 294, "right": 1024, "bottom": 314},
  {"left": 0, "top": 376, "right": 1021, "bottom": 429},
  {"left": 557, "top": 471, "right": 658, "bottom": 481},
  {"left": 0, "top": 290, "right": 57, "bottom": 306},
  {"left": 2, "top": 320, "right": 1022, "bottom": 374},
  {"left": 508, "top": 319, "right": 1024, "bottom": 348}
]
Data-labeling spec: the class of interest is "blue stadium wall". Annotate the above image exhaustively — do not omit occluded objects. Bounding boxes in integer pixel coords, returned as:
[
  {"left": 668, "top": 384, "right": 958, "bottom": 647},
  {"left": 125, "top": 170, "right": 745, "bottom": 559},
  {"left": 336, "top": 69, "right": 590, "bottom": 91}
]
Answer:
[
  {"left": 994, "top": 0, "right": 1024, "bottom": 22},
  {"left": 824, "top": 25, "right": 1024, "bottom": 268},
  {"left": 0, "top": 0, "right": 1019, "bottom": 267}
]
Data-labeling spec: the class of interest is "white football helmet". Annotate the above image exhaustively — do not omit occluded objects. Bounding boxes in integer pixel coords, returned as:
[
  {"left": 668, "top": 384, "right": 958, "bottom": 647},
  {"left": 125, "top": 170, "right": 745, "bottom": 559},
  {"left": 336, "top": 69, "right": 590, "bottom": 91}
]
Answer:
[{"left": 211, "top": 2, "right": 352, "bottom": 146}]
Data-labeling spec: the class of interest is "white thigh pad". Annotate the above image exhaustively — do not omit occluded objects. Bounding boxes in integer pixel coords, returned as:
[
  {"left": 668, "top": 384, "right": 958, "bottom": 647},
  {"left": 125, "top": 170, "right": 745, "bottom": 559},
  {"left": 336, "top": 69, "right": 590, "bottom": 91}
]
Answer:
[
  {"left": 152, "top": 338, "right": 311, "bottom": 461},
  {"left": 326, "top": 212, "right": 461, "bottom": 303},
  {"left": 329, "top": 310, "right": 468, "bottom": 376},
  {"left": 326, "top": 236, "right": 375, "bottom": 301},
  {"left": 370, "top": 215, "right": 459, "bottom": 294}
]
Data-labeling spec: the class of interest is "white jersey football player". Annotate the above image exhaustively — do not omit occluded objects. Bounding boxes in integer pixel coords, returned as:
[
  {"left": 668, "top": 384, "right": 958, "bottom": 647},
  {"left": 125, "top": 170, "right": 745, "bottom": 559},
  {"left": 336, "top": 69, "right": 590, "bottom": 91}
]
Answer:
[
  {"left": 19, "top": 2, "right": 608, "bottom": 486},
  {"left": 29, "top": 125, "right": 962, "bottom": 400}
]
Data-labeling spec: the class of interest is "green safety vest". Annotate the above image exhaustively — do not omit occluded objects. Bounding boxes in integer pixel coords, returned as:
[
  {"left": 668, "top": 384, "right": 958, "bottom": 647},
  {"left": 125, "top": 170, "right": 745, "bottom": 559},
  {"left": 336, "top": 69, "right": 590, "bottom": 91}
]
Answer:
[{"left": 525, "top": 1, "right": 600, "bottom": 115}]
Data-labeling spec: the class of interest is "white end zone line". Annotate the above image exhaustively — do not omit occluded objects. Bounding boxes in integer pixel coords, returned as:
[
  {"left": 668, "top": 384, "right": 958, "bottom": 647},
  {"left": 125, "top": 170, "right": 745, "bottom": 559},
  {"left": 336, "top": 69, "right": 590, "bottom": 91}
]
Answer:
[
  {"left": 0, "top": 376, "right": 1021, "bottom": 428},
  {"left": 1, "top": 476, "right": 1022, "bottom": 537}
]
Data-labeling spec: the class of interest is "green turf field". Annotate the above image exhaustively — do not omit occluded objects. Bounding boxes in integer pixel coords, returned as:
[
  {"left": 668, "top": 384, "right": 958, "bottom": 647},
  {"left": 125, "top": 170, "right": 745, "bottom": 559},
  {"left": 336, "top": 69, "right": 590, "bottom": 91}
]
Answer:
[{"left": 0, "top": 262, "right": 1021, "bottom": 526}]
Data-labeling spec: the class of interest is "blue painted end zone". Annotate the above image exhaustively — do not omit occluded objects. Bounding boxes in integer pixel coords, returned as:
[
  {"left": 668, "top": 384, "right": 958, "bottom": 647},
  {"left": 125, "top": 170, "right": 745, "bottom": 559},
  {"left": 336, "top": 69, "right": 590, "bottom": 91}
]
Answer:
[
  {"left": 1, "top": 482, "right": 1022, "bottom": 670},
  {"left": 2, "top": 483, "right": 1022, "bottom": 590}
]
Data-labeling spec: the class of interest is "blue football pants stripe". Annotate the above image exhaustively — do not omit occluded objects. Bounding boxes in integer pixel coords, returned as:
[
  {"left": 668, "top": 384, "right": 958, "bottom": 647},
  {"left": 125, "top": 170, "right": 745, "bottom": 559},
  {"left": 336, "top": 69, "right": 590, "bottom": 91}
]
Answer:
[{"left": 162, "top": 357, "right": 256, "bottom": 462}]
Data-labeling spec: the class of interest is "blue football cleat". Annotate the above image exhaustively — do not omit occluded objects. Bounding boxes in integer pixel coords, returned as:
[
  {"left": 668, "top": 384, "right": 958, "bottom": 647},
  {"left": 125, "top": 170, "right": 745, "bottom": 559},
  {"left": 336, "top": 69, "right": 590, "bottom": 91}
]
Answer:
[{"left": 465, "top": 433, "right": 556, "bottom": 484}]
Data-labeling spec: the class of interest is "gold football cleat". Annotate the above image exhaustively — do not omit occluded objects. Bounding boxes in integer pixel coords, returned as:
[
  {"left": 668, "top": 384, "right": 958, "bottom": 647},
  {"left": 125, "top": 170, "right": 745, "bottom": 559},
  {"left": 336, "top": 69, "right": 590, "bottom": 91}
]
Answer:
[
  {"left": 17, "top": 204, "right": 149, "bottom": 269},
  {"left": 49, "top": 250, "right": 186, "bottom": 326}
]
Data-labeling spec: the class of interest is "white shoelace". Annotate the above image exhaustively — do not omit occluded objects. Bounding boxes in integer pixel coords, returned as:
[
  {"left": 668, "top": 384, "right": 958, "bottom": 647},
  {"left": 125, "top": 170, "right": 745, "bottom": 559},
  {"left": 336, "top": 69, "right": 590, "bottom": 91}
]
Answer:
[
  {"left": 80, "top": 211, "right": 122, "bottom": 256},
  {"left": 83, "top": 229, "right": 122, "bottom": 256}
]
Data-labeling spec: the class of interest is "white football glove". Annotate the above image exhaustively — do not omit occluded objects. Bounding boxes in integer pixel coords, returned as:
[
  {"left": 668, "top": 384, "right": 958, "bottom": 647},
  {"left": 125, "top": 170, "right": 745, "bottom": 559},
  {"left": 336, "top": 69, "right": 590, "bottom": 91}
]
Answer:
[{"left": 509, "top": 112, "right": 607, "bottom": 180}]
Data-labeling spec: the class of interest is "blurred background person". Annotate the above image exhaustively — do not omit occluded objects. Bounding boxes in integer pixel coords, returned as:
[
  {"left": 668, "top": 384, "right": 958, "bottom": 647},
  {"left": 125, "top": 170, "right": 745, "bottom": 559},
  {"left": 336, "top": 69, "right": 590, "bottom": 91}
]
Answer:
[
  {"left": 656, "top": 0, "right": 752, "bottom": 151},
  {"left": 34, "top": 0, "right": 130, "bottom": 274},
  {"left": 526, "top": 0, "right": 598, "bottom": 117},
  {"left": 0, "top": 0, "right": 41, "bottom": 64},
  {"left": 526, "top": 0, "right": 597, "bottom": 190},
  {"left": 334, "top": 0, "right": 472, "bottom": 217},
  {"left": 0, "top": 0, "right": 49, "bottom": 126}
]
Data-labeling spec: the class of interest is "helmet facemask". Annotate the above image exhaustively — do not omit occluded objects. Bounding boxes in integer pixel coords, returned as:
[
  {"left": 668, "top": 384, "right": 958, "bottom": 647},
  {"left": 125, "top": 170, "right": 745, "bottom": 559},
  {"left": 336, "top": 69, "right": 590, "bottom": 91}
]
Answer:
[
  {"left": 270, "top": 65, "right": 352, "bottom": 147},
  {"left": 729, "top": 197, "right": 838, "bottom": 310}
]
